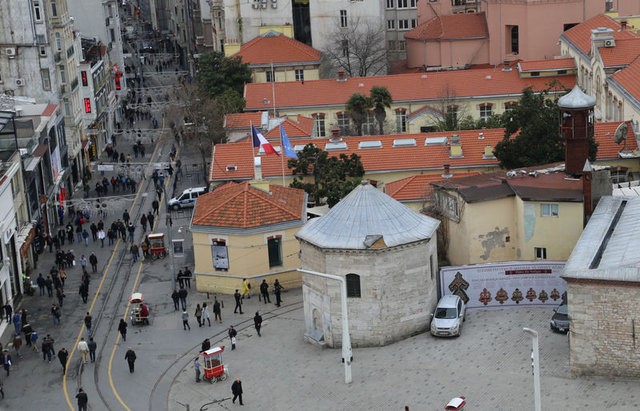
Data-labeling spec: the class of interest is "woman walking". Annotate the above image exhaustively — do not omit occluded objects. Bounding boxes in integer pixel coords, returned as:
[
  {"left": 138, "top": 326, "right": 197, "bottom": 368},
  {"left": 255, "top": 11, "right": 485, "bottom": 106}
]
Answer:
[{"left": 194, "top": 304, "right": 203, "bottom": 327}]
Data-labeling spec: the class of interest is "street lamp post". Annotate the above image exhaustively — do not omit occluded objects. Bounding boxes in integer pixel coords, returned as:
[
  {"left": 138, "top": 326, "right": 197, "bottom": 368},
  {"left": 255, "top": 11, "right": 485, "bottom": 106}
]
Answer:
[
  {"left": 298, "top": 268, "right": 352, "bottom": 384},
  {"left": 523, "top": 327, "right": 542, "bottom": 411}
]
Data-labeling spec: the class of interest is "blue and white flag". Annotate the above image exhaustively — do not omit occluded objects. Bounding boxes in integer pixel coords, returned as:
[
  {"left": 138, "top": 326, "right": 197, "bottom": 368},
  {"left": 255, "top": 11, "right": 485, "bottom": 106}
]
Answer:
[{"left": 280, "top": 125, "right": 298, "bottom": 159}]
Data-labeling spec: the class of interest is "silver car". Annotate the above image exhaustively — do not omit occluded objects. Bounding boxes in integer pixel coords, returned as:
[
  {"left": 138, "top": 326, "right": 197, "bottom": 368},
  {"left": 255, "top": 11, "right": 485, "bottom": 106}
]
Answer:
[{"left": 430, "top": 294, "right": 466, "bottom": 337}]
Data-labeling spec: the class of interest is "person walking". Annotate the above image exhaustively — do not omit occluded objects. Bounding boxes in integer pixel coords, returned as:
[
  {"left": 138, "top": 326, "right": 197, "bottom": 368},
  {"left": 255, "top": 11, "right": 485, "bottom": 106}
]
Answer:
[
  {"left": 260, "top": 279, "right": 271, "bottom": 303},
  {"left": 228, "top": 326, "right": 237, "bottom": 350},
  {"left": 51, "top": 304, "right": 61, "bottom": 325},
  {"left": 57, "top": 347, "right": 68, "bottom": 375},
  {"left": 84, "top": 312, "right": 92, "bottom": 336},
  {"left": 140, "top": 214, "right": 147, "bottom": 232},
  {"left": 181, "top": 310, "right": 191, "bottom": 330},
  {"left": 178, "top": 286, "right": 188, "bottom": 311},
  {"left": 231, "top": 378, "right": 243, "bottom": 405},
  {"left": 89, "top": 252, "right": 98, "bottom": 273},
  {"left": 3, "top": 303, "right": 12, "bottom": 323},
  {"left": 12, "top": 311, "right": 21, "bottom": 335},
  {"left": 79, "top": 282, "right": 89, "bottom": 304},
  {"left": 241, "top": 278, "right": 250, "bottom": 299},
  {"left": 125, "top": 347, "right": 137, "bottom": 373},
  {"left": 254, "top": 311, "right": 263, "bottom": 337},
  {"left": 194, "top": 304, "right": 203, "bottom": 327},
  {"left": 274, "top": 279, "right": 283, "bottom": 307},
  {"left": 184, "top": 267, "right": 192, "bottom": 288},
  {"left": 76, "top": 388, "right": 88, "bottom": 411},
  {"left": 118, "top": 318, "right": 128, "bottom": 341},
  {"left": 82, "top": 229, "right": 90, "bottom": 246},
  {"left": 213, "top": 298, "right": 222, "bottom": 323},
  {"left": 194, "top": 357, "right": 201, "bottom": 383},
  {"left": 202, "top": 302, "right": 211, "bottom": 326},
  {"left": 98, "top": 228, "right": 106, "bottom": 247},
  {"left": 78, "top": 337, "right": 89, "bottom": 364},
  {"left": 130, "top": 243, "right": 139, "bottom": 263},
  {"left": 233, "top": 289, "right": 243, "bottom": 314},
  {"left": 79, "top": 255, "right": 88, "bottom": 272},
  {"left": 88, "top": 338, "right": 97, "bottom": 363},
  {"left": 147, "top": 212, "right": 155, "bottom": 229},
  {"left": 45, "top": 276, "right": 54, "bottom": 297},
  {"left": 171, "top": 289, "right": 180, "bottom": 310},
  {"left": 42, "top": 334, "right": 54, "bottom": 362},
  {"left": 37, "top": 273, "right": 46, "bottom": 296},
  {"left": 200, "top": 338, "right": 211, "bottom": 353},
  {"left": 2, "top": 350, "right": 11, "bottom": 376}
]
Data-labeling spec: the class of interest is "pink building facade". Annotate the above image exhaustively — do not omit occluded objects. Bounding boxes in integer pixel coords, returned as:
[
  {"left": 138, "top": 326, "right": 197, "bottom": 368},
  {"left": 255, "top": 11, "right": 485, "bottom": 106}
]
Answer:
[{"left": 409, "top": 0, "right": 611, "bottom": 69}]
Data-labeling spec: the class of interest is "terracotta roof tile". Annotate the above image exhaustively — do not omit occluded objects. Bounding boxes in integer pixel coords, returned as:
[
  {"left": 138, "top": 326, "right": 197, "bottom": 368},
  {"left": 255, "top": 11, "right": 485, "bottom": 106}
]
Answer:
[
  {"left": 405, "top": 13, "right": 488, "bottom": 41},
  {"left": 386, "top": 172, "right": 480, "bottom": 202},
  {"left": 264, "top": 116, "right": 314, "bottom": 139},
  {"left": 244, "top": 68, "right": 575, "bottom": 111},
  {"left": 610, "top": 58, "right": 640, "bottom": 103},
  {"left": 232, "top": 33, "right": 321, "bottom": 66},
  {"left": 517, "top": 58, "right": 576, "bottom": 72},
  {"left": 594, "top": 121, "right": 638, "bottom": 158},
  {"left": 192, "top": 181, "right": 305, "bottom": 229},
  {"left": 598, "top": 38, "right": 640, "bottom": 67},
  {"left": 224, "top": 112, "right": 264, "bottom": 129},
  {"left": 561, "top": 14, "right": 635, "bottom": 57}
]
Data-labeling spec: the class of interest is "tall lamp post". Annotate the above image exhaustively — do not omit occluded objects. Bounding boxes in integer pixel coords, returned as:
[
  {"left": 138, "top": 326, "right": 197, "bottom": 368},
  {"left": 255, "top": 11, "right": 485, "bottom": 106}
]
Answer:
[
  {"left": 298, "top": 268, "right": 352, "bottom": 384},
  {"left": 523, "top": 327, "right": 542, "bottom": 411}
]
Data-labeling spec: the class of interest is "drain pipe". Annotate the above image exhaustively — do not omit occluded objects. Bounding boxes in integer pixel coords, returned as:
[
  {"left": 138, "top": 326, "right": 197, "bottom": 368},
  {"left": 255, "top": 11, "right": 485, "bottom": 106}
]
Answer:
[{"left": 298, "top": 268, "right": 353, "bottom": 384}]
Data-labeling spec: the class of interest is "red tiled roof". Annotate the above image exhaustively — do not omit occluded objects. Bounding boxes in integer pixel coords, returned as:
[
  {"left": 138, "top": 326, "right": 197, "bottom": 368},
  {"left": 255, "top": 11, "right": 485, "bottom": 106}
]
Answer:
[
  {"left": 561, "top": 14, "right": 635, "bottom": 57},
  {"left": 232, "top": 33, "right": 321, "bottom": 66},
  {"left": 386, "top": 172, "right": 481, "bottom": 202},
  {"left": 264, "top": 116, "right": 314, "bottom": 139},
  {"left": 598, "top": 38, "right": 640, "bottom": 67},
  {"left": 517, "top": 58, "right": 576, "bottom": 72},
  {"left": 405, "top": 13, "right": 488, "bottom": 41},
  {"left": 224, "top": 112, "right": 264, "bottom": 129},
  {"left": 192, "top": 182, "right": 305, "bottom": 229},
  {"left": 610, "top": 58, "right": 640, "bottom": 102},
  {"left": 594, "top": 121, "right": 638, "bottom": 158},
  {"left": 244, "top": 68, "right": 575, "bottom": 111}
]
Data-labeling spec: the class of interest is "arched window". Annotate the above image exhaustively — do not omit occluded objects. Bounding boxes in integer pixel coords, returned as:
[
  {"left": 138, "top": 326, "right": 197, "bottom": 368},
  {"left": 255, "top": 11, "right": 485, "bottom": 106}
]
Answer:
[{"left": 346, "top": 273, "right": 361, "bottom": 298}]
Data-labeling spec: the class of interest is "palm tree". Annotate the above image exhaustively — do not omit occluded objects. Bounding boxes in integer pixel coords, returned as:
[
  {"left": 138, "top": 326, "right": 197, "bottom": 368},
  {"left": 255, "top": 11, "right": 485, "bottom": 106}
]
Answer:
[
  {"left": 345, "top": 93, "right": 370, "bottom": 136},
  {"left": 370, "top": 86, "right": 392, "bottom": 135}
]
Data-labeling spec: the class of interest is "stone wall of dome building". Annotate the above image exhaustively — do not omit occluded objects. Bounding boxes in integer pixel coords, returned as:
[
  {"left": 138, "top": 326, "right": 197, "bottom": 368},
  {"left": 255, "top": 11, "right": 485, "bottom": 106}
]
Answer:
[{"left": 300, "top": 237, "right": 438, "bottom": 348}]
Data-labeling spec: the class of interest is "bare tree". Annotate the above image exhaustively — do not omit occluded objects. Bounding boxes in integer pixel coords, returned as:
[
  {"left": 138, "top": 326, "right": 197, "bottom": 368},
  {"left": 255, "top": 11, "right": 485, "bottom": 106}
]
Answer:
[{"left": 321, "top": 18, "right": 388, "bottom": 77}]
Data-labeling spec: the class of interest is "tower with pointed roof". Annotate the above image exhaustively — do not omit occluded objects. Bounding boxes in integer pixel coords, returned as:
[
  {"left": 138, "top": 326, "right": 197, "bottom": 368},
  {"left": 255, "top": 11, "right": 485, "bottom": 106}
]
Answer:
[
  {"left": 558, "top": 85, "right": 596, "bottom": 176},
  {"left": 296, "top": 181, "right": 440, "bottom": 347}
]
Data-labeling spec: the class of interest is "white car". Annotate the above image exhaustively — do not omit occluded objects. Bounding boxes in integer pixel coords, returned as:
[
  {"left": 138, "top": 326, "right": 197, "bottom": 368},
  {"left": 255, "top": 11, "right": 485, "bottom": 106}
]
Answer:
[{"left": 430, "top": 294, "right": 466, "bottom": 337}]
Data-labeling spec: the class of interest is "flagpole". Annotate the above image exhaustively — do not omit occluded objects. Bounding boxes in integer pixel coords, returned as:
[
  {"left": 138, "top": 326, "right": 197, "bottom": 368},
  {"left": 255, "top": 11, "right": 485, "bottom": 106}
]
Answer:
[
  {"left": 249, "top": 121, "right": 256, "bottom": 178},
  {"left": 280, "top": 125, "right": 285, "bottom": 187}
]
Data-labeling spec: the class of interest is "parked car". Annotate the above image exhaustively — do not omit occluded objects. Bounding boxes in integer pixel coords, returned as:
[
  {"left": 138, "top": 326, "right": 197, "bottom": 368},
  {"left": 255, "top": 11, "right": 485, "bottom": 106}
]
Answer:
[
  {"left": 168, "top": 187, "right": 207, "bottom": 210},
  {"left": 430, "top": 294, "right": 466, "bottom": 337},
  {"left": 550, "top": 304, "right": 569, "bottom": 333}
]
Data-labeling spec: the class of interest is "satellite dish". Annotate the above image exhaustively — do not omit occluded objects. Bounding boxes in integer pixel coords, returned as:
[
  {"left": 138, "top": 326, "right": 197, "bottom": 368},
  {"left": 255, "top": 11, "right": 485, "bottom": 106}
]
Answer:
[{"left": 614, "top": 122, "right": 628, "bottom": 145}]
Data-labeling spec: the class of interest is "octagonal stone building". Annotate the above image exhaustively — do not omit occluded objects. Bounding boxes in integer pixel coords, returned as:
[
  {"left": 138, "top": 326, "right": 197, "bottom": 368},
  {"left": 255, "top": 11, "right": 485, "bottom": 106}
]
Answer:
[{"left": 296, "top": 181, "right": 440, "bottom": 348}]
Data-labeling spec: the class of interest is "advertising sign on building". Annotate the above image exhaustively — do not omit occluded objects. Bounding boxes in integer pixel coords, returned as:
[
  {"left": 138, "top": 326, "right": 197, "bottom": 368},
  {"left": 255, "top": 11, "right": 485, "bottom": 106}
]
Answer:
[{"left": 439, "top": 261, "right": 566, "bottom": 309}]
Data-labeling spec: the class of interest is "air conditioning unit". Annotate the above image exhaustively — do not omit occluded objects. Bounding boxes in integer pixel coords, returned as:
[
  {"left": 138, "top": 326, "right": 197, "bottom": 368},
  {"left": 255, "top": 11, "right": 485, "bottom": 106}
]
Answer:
[
  {"left": 5, "top": 47, "right": 16, "bottom": 57},
  {"left": 604, "top": 39, "right": 615, "bottom": 47},
  {"left": 16, "top": 78, "right": 25, "bottom": 87},
  {"left": 260, "top": 3, "right": 267, "bottom": 8},
  {"left": 251, "top": 2, "right": 259, "bottom": 8},
  {"left": 271, "top": 2, "right": 277, "bottom": 8}
]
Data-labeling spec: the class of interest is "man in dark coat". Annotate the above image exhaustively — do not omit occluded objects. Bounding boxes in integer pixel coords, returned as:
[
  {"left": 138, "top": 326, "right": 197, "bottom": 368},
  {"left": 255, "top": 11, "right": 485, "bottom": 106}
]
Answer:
[
  {"left": 125, "top": 347, "right": 137, "bottom": 373},
  {"left": 260, "top": 279, "right": 271, "bottom": 304},
  {"left": 89, "top": 253, "right": 98, "bottom": 273},
  {"left": 213, "top": 298, "right": 222, "bottom": 323},
  {"left": 274, "top": 279, "right": 283, "bottom": 307},
  {"left": 231, "top": 378, "right": 243, "bottom": 405},
  {"left": 178, "top": 286, "right": 188, "bottom": 311},
  {"left": 58, "top": 347, "right": 68, "bottom": 374},
  {"left": 233, "top": 289, "right": 243, "bottom": 314},
  {"left": 254, "top": 312, "right": 262, "bottom": 337},
  {"left": 171, "top": 289, "right": 180, "bottom": 310},
  {"left": 76, "top": 388, "right": 88, "bottom": 411}
]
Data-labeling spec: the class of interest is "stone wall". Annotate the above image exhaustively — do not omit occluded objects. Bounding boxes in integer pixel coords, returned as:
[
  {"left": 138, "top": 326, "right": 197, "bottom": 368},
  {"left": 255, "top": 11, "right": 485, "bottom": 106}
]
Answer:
[{"left": 568, "top": 280, "right": 640, "bottom": 377}]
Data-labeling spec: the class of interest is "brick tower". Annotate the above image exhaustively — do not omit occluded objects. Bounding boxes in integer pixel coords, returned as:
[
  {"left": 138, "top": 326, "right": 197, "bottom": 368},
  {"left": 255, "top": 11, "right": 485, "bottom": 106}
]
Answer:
[{"left": 558, "top": 85, "right": 596, "bottom": 176}]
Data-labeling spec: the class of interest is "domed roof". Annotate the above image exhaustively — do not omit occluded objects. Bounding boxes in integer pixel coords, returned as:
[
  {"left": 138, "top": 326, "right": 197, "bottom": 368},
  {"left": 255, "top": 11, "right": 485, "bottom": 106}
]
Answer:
[
  {"left": 296, "top": 181, "right": 439, "bottom": 250},
  {"left": 558, "top": 85, "right": 596, "bottom": 109}
]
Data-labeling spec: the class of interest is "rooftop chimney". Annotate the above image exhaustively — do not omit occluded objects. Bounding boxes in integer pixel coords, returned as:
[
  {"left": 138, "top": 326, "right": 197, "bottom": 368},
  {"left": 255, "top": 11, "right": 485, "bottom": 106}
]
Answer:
[
  {"left": 330, "top": 126, "right": 341, "bottom": 142},
  {"left": 442, "top": 163, "right": 452, "bottom": 178},
  {"left": 621, "top": 21, "right": 628, "bottom": 31},
  {"left": 336, "top": 69, "right": 347, "bottom": 82}
]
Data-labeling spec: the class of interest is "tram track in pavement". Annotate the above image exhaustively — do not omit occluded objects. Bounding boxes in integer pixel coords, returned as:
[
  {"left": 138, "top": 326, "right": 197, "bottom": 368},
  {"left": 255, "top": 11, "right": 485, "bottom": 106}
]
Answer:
[{"left": 148, "top": 300, "right": 304, "bottom": 411}]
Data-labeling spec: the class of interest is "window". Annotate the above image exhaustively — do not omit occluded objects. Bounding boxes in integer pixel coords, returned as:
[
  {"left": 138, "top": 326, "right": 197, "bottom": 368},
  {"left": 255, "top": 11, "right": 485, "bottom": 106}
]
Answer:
[
  {"left": 399, "top": 19, "right": 410, "bottom": 30},
  {"left": 340, "top": 10, "right": 347, "bottom": 28},
  {"left": 438, "top": 192, "right": 458, "bottom": 219},
  {"left": 362, "top": 111, "right": 376, "bottom": 135},
  {"left": 55, "top": 32, "right": 62, "bottom": 51},
  {"left": 63, "top": 98, "right": 71, "bottom": 116},
  {"left": 110, "top": 29, "right": 116, "bottom": 43},
  {"left": 479, "top": 103, "right": 492, "bottom": 120},
  {"left": 41, "top": 68, "right": 51, "bottom": 91},
  {"left": 346, "top": 274, "right": 361, "bottom": 298},
  {"left": 267, "top": 236, "right": 282, "bottom": 268},
  {"left": 34, "top": 1, "right": 43, "bottom": 21},
  {"left": 386, "top": 0, "right": 394, "bottom": 8},
  {"left": 266, "top": 70, "right": 275, "bottom": 82},
  {"left": 212, "top": 239, "right": 229, "bottom": 270},
  {"left": 397, "top": 0, "right": 416, "bottom": 8},
  {"left": 445, "top": 105, "right": 458, "bottom": 129},
  {"left": 411, "top": 19, "right": 417, "bottom": 28},
  {"left": 504, "top": 101, "right": 518, "bottom": 111},
  {"left": 388, "top": 40, "right": 396, "bottom": 50},
  {"left": 395, "top": 109, "right": 407, "bottom": 133},
  {"left": 336, "top": 112, "right": 350, "bottom": 134},
  {"left": 59, "top": 65, "right": 66, "bottom": 83},
  {"left": 534, "top": 247, "right": 547, "bottom": 260},
  {"left": 387, "top": 20, "right": 396, "bottom": 30},
  {"left": 295, "top": 69, "right": 304, "bottom": 82},
  {"left": 540, "top": 203, "right": 559, "bottom": 217},
  {"left": 508, "top": 25, "right": 519, "bottom": 54},
  {"left": 313, "top": 113, "right": 326, "bottom": 137},
  {"left": 398, "top": 40, "right": 406, "bottom": 50},
  {"left": 50, "top": 0, "right": 58, "bottom": 17}
]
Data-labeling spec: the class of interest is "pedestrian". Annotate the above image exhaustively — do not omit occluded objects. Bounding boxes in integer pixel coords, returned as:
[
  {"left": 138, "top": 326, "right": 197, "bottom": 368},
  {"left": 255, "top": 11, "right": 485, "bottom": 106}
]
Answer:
[
  {"left": 30, "top": 329, "right": 39, "bottom": 352},
  {"left": 76, "top": 388, "right": 88, "bottom": 411},
  {"left": 82, "top": 229, "right": 90, "bottom": 246},
  {"left": 254, "top": 311, "right": 263, "bottom": 337},
  {"left": 130, "top": 243, "right": 139, "bottom": 262},
  {"left": 123, "top": 209, "right": 130, "bottom": 225},
  {"left": 80, "top": 255, "right": 88, "bottom": 271},
  {"left": 176, "top": 270, "right": 184, "bottom": 288},
  {"left": 58, "top": 347, "right": 68, "bottom": 374},
  {"left": 118, "top": 318, "right": 128, "bottom": 341},
  {"left": 233, "top": 289, "right": 243, "bottom": 314},
  {"left": 231, "top": 378, "right": 243, "bottom": 405},
  {"left": 56, "top": 287, "right": 65, "bottom": 307},
  {"left": 242, "top": 278, "right": 250, "bottom": 299},
  {"left": 12, "top": 311, "right": 21, "bottom": 335},
  {"left": 181, "top": 309, "right": 191, "bottom": 330},
  {"left": 51, "top": 303, "right": 61, "bottom": 325},
  {"left": 213, "top": 297, "right": 222, "bottom": 323},
  {"left": 171, "top": 289, "right": 179, "bottom": 310},
  {"left": 178, "top": 286, "right": 188, "bottom": 310},
  {"left": 147, "top": 212, "right": 155, "bottom": 229},
  {"left": 78, "top": 337, "right": 89, "bottom": 364},
  {"left": 195, "top": 304, "right": 203, "bottom": 327},
  {"left": 228, "top": 326, "right": 237, "bottom": 350},
  {"left": 125, "top": 347, "right": 137, "bottom": 373},
  {"left": 3, "top": 303, "right": 12, "bottom": 323},
  {"left": 37, "top": 273, "right": 46, "bottom": 296},
  {"left": 88, "top": 337, "right": 97, "bottom": 363},
  {"left": 22, "top": 322, "right": 33, "bottom": 347},
  {"left": 12, "top": 334, "right": 22, "bottom": 359},
  {"left": 140, "top": 214, "right": 147, "bottom": 232},
  {"left": 89, "top": 252, "right": 98, "bottom": 273},
  {"left": 2, "top": 350, "right": 11, "bottom": 376},
  {"left": 151, "top": 200, "right": 159, "bottom": 215},
  {"left": 202, "top": 302, "right": 211, "bottom": 326},
  {"left": 194, "top": 357, "right": 201, "bottom": 383},
  {"left": 79, "top": 282, "right": 89, "bottom": 303},
  {"left": 184, "top": 267, "right": 192, "bottom": 288},
  {"left": 274, "top": 279, "right": 283, "bottom": 307},
  {"left": 59, "top": 268, "right": 67, "bottom": 286},
  {"left": 84, "top": 312, "right": 92, "bottom": 336},
  {"left": 98, "top": 228, "right": 106, "bottom": 247},
  {"left": 45, "top": 276, "right": 53, "bottom": 297},
  {"left": 42, "top": 334, "right": 54, "bottom": 362},
  {"left": 260, "top": 279, "right": 271, "bottom": 303},
  {"left": 201, "top": 338, "right": 211, "bottom": 353}
]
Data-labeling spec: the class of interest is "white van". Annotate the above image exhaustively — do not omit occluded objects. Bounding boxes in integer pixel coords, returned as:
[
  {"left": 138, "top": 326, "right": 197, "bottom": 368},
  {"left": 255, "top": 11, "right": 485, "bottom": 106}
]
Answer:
[
  {"left": 168, "top": 187, "right": 207, "bottom": 210},
  {"left": 430, "top": 294, "right": 466, "bottom": 337}
]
